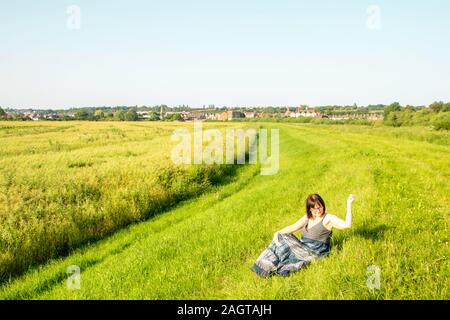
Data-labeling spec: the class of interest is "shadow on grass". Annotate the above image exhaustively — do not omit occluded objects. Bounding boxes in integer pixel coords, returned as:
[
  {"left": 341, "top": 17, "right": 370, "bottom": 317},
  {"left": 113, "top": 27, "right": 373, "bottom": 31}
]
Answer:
[
  {"left": 331, "top": 223, "right": 391, "bottom": 252},
  {"left": 1, "top": 241, "right": 132, "bottom": 300}
]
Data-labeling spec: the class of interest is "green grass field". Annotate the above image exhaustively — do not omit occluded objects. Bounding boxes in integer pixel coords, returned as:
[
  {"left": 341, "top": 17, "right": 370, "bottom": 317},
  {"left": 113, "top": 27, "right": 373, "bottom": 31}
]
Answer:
[{"left": 0, "top": 121, "right": 449, "bottom": 299}]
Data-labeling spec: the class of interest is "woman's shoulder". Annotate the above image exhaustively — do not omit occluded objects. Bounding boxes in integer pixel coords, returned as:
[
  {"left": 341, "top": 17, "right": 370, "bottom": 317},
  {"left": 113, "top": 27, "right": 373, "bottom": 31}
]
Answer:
[{"left": 323, "top": 213, "right": 335, "bottom": 229}]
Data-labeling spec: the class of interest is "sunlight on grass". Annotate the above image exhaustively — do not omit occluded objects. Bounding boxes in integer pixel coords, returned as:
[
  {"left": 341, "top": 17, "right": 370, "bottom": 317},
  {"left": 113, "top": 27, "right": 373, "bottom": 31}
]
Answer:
[{"left": 0, "top": 122, "right": 448, "bottom": 299}]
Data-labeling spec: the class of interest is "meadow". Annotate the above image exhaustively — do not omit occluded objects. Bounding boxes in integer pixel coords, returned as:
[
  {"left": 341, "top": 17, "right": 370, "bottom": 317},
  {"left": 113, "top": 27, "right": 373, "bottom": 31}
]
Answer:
[
  {"left": 0, "top": 121, "right": 249, "bottom": 281},
  {"left": 0, "top": 121, "right": 449, "bottom": 299}
]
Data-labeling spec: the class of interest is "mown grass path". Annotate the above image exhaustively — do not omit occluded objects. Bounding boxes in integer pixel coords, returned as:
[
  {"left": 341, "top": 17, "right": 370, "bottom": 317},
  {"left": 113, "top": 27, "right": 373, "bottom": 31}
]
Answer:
[{"left": 1, "top": 123, "right": 448, "bottom": 299}]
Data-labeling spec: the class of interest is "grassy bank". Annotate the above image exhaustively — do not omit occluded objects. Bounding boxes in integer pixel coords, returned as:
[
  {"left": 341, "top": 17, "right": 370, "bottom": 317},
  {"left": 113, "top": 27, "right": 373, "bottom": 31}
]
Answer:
[{"left": 0, "top": 122, "right": 448, "bottom": 299}]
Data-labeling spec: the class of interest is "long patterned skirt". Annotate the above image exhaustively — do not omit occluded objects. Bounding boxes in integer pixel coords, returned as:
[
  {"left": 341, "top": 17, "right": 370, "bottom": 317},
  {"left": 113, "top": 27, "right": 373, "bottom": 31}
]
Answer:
[{"left": 251, "top": 233, "right": 330, "bottom": 278}]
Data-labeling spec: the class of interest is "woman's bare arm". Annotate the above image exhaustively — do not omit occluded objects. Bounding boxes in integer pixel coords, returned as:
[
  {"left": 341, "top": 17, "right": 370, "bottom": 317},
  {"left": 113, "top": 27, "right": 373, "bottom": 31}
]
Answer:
[
  {"left": 328, "top": 194, "right": 354, "bottom": 230},
  {"left": 273, "top": 215, "right": 308, "bottom": 241}
]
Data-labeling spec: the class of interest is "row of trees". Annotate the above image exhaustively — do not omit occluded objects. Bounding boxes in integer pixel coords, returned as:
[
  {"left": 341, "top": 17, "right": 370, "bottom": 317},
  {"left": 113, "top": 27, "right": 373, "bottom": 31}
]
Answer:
[
  {"left": 76, "top": 109, "right": 140, "bottom": 121},
  {"left": 384, "top": 102, "right": 450, "bottom": 130}
]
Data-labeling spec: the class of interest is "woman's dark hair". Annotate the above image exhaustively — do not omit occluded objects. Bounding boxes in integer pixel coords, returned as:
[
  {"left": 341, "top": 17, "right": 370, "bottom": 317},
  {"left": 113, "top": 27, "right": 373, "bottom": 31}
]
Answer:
[{"left": 306, "top": 194, "right": 326, "bottom": 219}]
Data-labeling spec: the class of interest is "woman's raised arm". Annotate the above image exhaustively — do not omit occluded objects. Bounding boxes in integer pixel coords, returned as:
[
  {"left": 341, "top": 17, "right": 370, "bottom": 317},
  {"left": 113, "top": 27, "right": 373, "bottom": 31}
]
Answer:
[{"left": 328, "top": 194, "right": 354, "bottom": 230}]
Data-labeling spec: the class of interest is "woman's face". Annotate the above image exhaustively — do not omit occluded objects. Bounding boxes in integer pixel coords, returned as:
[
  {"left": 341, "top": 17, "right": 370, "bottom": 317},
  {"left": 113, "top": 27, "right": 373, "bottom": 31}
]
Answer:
[{"left": 310, "top": 204, "right": 324, "bottom": 218}]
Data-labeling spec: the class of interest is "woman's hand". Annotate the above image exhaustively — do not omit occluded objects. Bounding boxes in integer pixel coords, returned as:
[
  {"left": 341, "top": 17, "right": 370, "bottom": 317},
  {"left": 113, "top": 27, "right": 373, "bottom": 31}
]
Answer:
[
  {"left": 273, "top": 232, "right": 281, "bottom": 245},
  {"left": 347, "top": 194, "right": 354, "bottom": 205}
]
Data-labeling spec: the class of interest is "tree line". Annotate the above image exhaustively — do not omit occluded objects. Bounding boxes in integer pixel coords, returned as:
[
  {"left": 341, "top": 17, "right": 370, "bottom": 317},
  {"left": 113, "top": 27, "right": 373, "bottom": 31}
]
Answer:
[
  {"left": 383, "top": 101, "right": 450, "bottom": 130},
  {"left": 0, "top": 102, "right": 449, "bottom": 130}
]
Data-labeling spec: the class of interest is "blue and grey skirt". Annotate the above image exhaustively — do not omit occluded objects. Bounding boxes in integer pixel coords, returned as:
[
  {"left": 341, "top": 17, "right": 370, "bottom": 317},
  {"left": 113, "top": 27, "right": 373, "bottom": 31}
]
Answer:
[{"left": 251, "top": 233, "right": 330, "bottom": 278}]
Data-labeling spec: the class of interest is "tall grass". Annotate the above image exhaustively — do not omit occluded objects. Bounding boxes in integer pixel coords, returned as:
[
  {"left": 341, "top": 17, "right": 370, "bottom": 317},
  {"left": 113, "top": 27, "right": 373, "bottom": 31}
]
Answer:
[{"left": 0, "top": 122, "right": 252, "bottom": 282}]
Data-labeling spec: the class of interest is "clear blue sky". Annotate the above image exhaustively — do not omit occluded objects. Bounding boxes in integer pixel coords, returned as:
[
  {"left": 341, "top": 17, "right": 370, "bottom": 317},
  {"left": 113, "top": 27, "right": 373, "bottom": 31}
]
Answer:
[{"left": 1, "top": 0, "right": 449, "bottom": 109}]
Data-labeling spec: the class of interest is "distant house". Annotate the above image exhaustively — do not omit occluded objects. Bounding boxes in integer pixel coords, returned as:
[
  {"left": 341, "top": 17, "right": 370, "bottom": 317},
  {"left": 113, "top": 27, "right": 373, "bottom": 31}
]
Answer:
[
  {"left": 227, "top": 111, "right": 244, "bottom": 120},
  {"left": 284, "top": 108, "right": 295, "bottom": 118},
  {"left": 137, "top": 111, "right": 151, "bottom": 119},
  {"left": 285, "top": 107, "right": 321, "bottom": 118},
  {"left": 206, "top": 113, "right": 219, "bottom": 120},
  {"left": 180, "top": 112, "right": 207, "bottom": 121},
  {"left": 43, "top": 113, "right": 60, "bottom": 120},
  {"left": 30, "top": 113, "right": 41, "bottom": 121},
  {"left": 217, "top": 112, "right": 227, "bottom": 120},
  {"left": 298, "top": 110, "right": 321, "bottom": 118},
  {"left": 189, "top": 112, "right": 207, "bottom": 120},
  {"left": 244, "top": 111, "right": 257, "bottom": 118}
]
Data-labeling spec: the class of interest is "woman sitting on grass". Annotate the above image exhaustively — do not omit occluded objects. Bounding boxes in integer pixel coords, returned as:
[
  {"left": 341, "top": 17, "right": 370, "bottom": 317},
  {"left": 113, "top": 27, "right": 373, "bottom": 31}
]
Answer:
[{"left": 251, "top": 193, "right": 354, "bottom": 277}]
